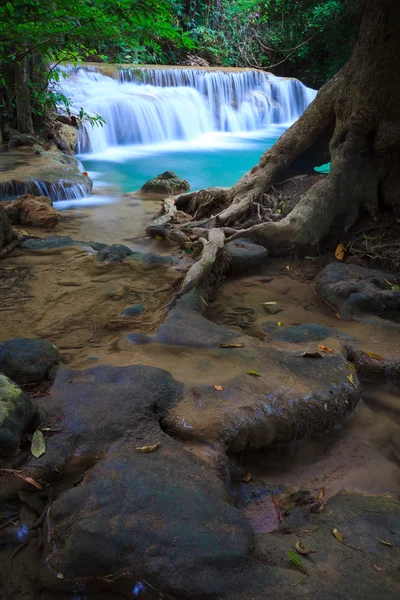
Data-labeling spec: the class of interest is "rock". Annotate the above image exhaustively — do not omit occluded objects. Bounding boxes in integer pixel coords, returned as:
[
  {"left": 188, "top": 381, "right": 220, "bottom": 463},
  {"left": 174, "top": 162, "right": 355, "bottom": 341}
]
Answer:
[
  {"left": 0, "top": 374, "right": 37, "bottom": 455},
  {"left": 121, "top": 304, "right": 145, "bottom": 317},
  {"left": 55, "top": 123, "right": 77, "bottom": 156},
  {"left": 261, "top": 322, "right": 352, "bottom": 343},
  {"left": 262, "top": 302, "right": 282, "bottom": 315},
  {"left": 2, "top": 195, "right": 61, "bottom": 229},
  {"left": 0, "top": 338, "right": 61, "bottom": 385},
  {"left": 21, "top": 235, "right": 106, "bottom": 252},
  {"left": 315, "top": 262, "right": 400, "bottom": 325},
  {"left": 0, "top": 206, "right": 12, "bottom": 248},
  {"left": 140, "top": 171, "right": 190, "bottom": 196},
  {"left": 225, "top": 238, "right": 268, "bottom": 274},
  {"left": 126, "top": 333, "right": 152, "bottom": 344},
  {"left": 96, "top": 244, "right": 133, "bottom": 263},
  {"left": 8, "top": 133, "right": 43, "bottom": 148},
  {"left": 186, "top": 54, "right": 211, "bottom": 67}
]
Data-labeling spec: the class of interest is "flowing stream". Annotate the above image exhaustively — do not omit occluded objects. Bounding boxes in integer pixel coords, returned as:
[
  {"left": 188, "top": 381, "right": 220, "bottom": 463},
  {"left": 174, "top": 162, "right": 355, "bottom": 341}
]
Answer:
[{"left": 55, "top": 65, "right": 317, "bottom": 206}]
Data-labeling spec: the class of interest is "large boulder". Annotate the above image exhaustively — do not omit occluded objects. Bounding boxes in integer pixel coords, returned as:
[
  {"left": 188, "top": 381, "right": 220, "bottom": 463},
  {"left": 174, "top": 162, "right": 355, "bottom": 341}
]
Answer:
[
  {"left": 0, "top": 206, "right": 12, "bottom": 248},
  {"left": 0, "top": 374, "right": 37, "bottom": 455},
  {"left": 315, "top": 262, "right": 400, "bottom": 324},
  {"left": 140, "top": 171, "right": 190, "bottom": 196},
  {"left": 0, "top": 338, "right": 61, "bottom": 385},
  {"left": 2, "top": 194, "right": 61, "bottom": 229},
  {"left": 225, "top": 238, "right": 268, "bottom": 274}
]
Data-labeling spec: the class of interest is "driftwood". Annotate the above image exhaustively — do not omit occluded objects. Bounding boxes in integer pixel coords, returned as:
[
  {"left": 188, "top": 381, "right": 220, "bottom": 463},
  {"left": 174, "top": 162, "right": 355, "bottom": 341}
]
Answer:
[
  {"left": 178, "top": 228, "right": 225, "bottom": 298},
  {"left": 152, "top": 198, "right": 177, "bottom": 227}
]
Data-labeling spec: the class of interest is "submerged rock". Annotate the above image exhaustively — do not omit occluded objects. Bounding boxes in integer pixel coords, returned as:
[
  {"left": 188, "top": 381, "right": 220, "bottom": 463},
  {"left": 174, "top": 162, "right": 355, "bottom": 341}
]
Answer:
[
  {"left": 20, "top": 235, "right": 106, "bottom": 251},
  {"left": 0, "top": 338, "right": 61, "bottom": 385},
  {"left": 140, "top": 170, "right": 190, "bottom": 196},
  {"left": 0, "top": 206, "right": 12, "bottom": 248},
  {"left": 0, "top": 374, "right": 37, "bottom": 455},
  {"left": 315, "top": 262, "right": 400, "bottom": 325},
  {"left": 121, "top": 304, "right": 145, "bottom": 316},
  {"left": 225, "top": 238, "right": 268, "bottom": 274},
  {"left": 261, "top": 322, "right": 352, "bottom": 343},
  {"left": 2, "top": 194, "right": 61, "bottom": 229},
  {"left": 96, "top": 244, "right": 133, "bottom": 263}
]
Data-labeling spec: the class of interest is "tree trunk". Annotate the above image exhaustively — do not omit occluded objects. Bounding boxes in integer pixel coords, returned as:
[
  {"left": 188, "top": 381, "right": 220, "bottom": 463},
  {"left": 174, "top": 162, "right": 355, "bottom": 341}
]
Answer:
[
  {"left": 186, "top": 0, "right": 400, "bottom": 251},
  {"left": 14, "top": 55, "right": 34, "bottom": 135}
]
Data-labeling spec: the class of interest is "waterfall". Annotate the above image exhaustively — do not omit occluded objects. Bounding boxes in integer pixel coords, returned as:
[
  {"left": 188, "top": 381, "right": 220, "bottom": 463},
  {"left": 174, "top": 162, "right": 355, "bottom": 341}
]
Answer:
[{"left": 58, "top": 66, "right": 317, "bottom": 154}]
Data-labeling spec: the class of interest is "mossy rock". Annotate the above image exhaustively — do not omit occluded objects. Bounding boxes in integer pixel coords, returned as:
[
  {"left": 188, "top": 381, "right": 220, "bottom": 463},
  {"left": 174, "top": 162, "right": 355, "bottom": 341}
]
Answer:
[
  {"left": 0, "top": 374, "right": 37, "bottom": 456},
  {"left": 141, "top": 171, "right": 190, "bottom": 196}
]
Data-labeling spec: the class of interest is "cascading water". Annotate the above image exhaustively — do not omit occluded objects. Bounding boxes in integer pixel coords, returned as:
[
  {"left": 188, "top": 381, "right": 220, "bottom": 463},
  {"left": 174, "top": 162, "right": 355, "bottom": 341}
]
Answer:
[{"left": 58, "top": 66, "right": 317, "bottom": 154}]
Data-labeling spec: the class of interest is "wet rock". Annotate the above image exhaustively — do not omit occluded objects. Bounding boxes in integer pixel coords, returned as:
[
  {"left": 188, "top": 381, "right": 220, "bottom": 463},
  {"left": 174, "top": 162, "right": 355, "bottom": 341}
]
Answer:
[
  {"left": 121, "top": 304, "right": 145, "bottom": 317},
  {"left": 8, "top": 133, "right": 43, "bottom": 148},
  {"left": 20, "top": 235, "right": 106, "bottom": 252},
  {"left": 96, "top": 244, "right": 133, "bottom": 263},
  {"left": 261, "top": 322, "right": 352, "bottom": 343},
  {"left": 55, "top": 123, "right": 77, "bottom": 156},
  {"left": 0, "top": 338, "right": 61, "bottom": 385},
  {"left": 132, "top": 251, "right": 173, "bottom": 266},
  {"left": 225, "top": 238, "right": 268, "bottom": 274},
  {"left": 2, "top": 195, "right": 61, "bottom": 229},
  {"left": 315, "top": 262, "right": 400, "bottom": 326},
  {"left": 156, "top": 302, "right": 240, "bottom": 348},
  {"left": 346, "top": 345, "right": 400, "bottom": 381},
  {"left": 141, "top": 171, "right": 190, "bottom": 196},
  {"left": 0, "top": 374, "right": 37, "bottom": 455},
  {"left": 0, "top": 206, "right": 12, "bottom": 248},
  {"left": 126, "top": 332, "right": 153, "bottom": 345}
]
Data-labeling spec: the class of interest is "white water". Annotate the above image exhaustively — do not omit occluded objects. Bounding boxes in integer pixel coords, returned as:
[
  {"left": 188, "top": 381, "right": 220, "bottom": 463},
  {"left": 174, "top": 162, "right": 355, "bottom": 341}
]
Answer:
[{"left": 58, "top": 66, "right": 317, "bottom": 154}]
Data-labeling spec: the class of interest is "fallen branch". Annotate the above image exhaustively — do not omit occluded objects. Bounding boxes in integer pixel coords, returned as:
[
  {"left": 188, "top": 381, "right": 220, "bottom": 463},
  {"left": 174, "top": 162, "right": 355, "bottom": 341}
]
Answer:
[{"left": 178, "top": 228, "right": 225, "bottom": 298}]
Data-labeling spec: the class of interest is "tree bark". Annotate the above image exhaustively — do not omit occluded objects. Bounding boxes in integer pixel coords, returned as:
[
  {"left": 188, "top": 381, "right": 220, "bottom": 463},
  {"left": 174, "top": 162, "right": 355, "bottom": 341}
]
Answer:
[
  {"left": 186, "top": 0, "right": 400, "bottom": 251},
  {"left": 14, "top": 55, "right": 34, "bottom": 135}
]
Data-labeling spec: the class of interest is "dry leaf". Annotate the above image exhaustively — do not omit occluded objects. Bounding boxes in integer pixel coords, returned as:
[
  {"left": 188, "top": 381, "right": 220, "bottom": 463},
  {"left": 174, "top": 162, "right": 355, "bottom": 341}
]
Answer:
[
  {"left": 242, "top": 472, "right": 252, "bottom": 483},
  {"left": 285, "top": 265, "right": 290, "bottom": 270},
  {"left": 372, "top": 564, "right": 384, "bottom": 572},
  {"left": 135, "top": 442, "right": 160, "bottom": 453},
  {"left": 384, "top": 278, "right": 393, "bottom": 286},
  {"left": 347, "top": 373, "right": 356, "bottom": 388},
  {"left": 31, "top": 429, "right": 46, "bottom": 458},
  {"left": 0, "top": 468, "right": 42, "bottom": 489},
  {"left": 295, "top": 542, "right": 316, "bottom": 555},
  {"left": 220, "top": 342, "right": 244, "bottom": 348},
  {"left": 263, "top": 301, "right": 278, "bottom": 305},
  {"left": 335, "top": 244, "right": 345, "bottom": 261},
  {"left": 277, "top": 321, "right": 282, "bottom": 326},
  {"left": 318, "top": 345, "right": 334, "bottom": 354},
  {"left": 214, "top": 385, "right": 223, "bottom": 391},
  {"left": 193, "top": 388, "right": 202, "bottom": 400},
  {"left": 363, "top": 351, "right": 384, "bottom": 361},
  {"left": 347, "top": 362, "right": 356, "bottom": 372},
  {"left": 332, "top": 528, "right": 343, "bottom": 543},
  {"left": 317, "top": 487, "right": 325, "bottom": 502},
  {"left": 378, "top": 539, "right": 394, "bottom": 547}
]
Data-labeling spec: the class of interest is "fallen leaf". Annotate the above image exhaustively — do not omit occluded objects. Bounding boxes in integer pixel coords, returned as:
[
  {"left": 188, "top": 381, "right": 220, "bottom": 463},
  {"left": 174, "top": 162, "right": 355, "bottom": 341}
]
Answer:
[
  {"left": 347, "top": 373, "right": 357, "bottom": 388},
  {"left": 372, "top": 564, "right": 384, "bottom": 572},
  {"left": 277, "top": 321, "right": 282, "bottom": 326},
  {"left": 277, "top": 208, "right": 281, "bottom": 214},
  {"left": 285, "top": 265, "right": 290, "bottom": 270},
  {"left": 31, "top": 430, "right": 46, "bottom": 458},
  {"left": 263, "top": 301, "right": 278, "bottom": 305},
  {"left": 272, "top": 495, "right": 283, "bottom": 522},
  {"left": 57, "top": 573, "right": 65, "bottom": 579},
  {"left": 247, "top": 370, "right": 261, "bottom": 377},
  {"left": 295, "top": 542, "right": 316, "bottom": 555},
  {"left": 135, "top": 442, "right": 160, "bottom": 453},
  {"left": 214, "top": 385, "right": 223, "bottom": 391},
  {"left": 0, "top": 469, "right": 42, "bottom": 489},
  {"left": 299, "top": 351, "right": 323, "bottom": 359},
  {"left": 347, "top": 362, "right": 356, "bottom": 372},
  {"left": 335, "top": 244, "right": 345, "bottom": 261},
  {"left": 242, "top": 472, "right": 252, "bottom": 483},
  {"left": 384, "top": 278, "right": 393, "bottom": 286},
  {"left": 362, "top": 233, "right": 377, "bottom": 241},
  {"left": 378, "top": 539, "right": 394, "bottom": 547},
  {"left": 155, "top": 235, "right": 163, "bottom": 240},
  {"left": 391, "top": 285, "right": 400, "bottom": 292},
  {"left": 318, "top": 345, "right": 334, "bottom": 354},
  {"left": 193, "top": 388, "right": 202, "bottom": 401},
  {"left": 304, "top": 256, "right": 317, "bottom": 261},
  {"left": 317, "top": 487, "right": 325, "bottom": 502},
  {"left": 363, "top": 351, "right": 384, "bottom": 361},
  {"left": 220, "top": 342, "right": 244, "bottom": 348},
  {"left": 332, "top": 528, "right": 343, "bottom": 543},
  {"left": 287, "top": 551, "right": 308, "bottom": 586},
  {"left": 82, "top": 172, "right": 88, "bottom": 177}
]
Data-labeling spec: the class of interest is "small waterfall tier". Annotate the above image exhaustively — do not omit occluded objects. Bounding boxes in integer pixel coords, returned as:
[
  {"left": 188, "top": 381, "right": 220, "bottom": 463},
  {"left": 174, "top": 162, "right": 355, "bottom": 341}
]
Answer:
[{"left": 58, "top": 66, "right": 317, "bottom": 153}]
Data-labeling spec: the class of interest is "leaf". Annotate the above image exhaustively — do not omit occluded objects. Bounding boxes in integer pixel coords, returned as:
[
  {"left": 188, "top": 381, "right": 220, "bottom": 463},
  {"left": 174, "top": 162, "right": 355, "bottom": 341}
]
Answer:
[
  {"left": 271, "top": 494, "right": 283, "bottom": 522},
  {"left": 347, "top": 362, "right": 356, "bottom": 372},
  {"left": 378, "top": 539, "right": 394, "bottom": 547},
  {"left": 317, "top": 487, "right": 325, "bottom": 502},
  {"left": 247, "top": 370, "right": 261, "bottom": 377},
  {"left": 82, "top": 171, "right": 89, "bottom": 176},
  {"left": 363, "top": 351, "right": 384, "bottom": 361},
  {"left": 362, "top": 233, "right": 377, "bottom": 241},
  {"left": 0, "top": 469, "right": 42, "bottom": 489},
  {"left": 391, "top": 285, "right": 400, "bottom": 292},
  {"left": 155, "top": 235, "right": 163, "bottom": 240},
  {"left": 304, "top": 256, "right": 317, "bottom": 261},
  {"left": 214, "top": 385, "right": 223, "bottom": 391},
  {"left": 220, "top": 342, "right": 244, "bottom": 348},
  {"left": 288, "top": 551, "right": 307, "bottom": 572},
  {"left": 295, "top": 542, "right": 316, "bottom": 555},
  {"left": 263, "top": 302, "right": 278, "bottom": 305},
  {"left": 318, "top": 345, "right": 334, "bottom": 354},
  {"left": 277, "top": 321, "right": 282, "bottom": 326},
  {"left": 6, "top": 2, "right": 14, "bottom": 16},
  {"left": 372, "top": 564, "right": 384, "bottom": 572},
  {"left": 335, "top": 244, "right": 345, "bottom": 261},
  {"left": 242, "top": 472, "right": 252, "bottom": 483},
  {"left": 332, "top": 528, "right": 343, "bottom": 543},
  {"left": 31, "top": 430, "right": 46, "bottom": 458},
  {"left": 135, "top": 442, "right": 160, "bottom": 453},
  {"left": 285, "top": 265, "right": 290, "bottom": 270},
  {"left": 299, "top": 351, "right": 323, "bottom": 359},
  {"left": 347, "top": 373, "right": 356, "bottom": 388}
]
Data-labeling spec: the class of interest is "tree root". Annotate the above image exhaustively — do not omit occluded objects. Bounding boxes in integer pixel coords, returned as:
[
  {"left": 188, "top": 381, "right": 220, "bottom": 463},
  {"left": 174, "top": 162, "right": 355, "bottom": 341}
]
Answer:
[
  {"left": 0, "top": 231, "right": 23, "bottom": 259},
  {"left": 178, "top": 228, "right": 225, "bottom": 298},
  {"left": 151, "top": 198, "right": 177, "bottom": 227},
  {"left": 145, "top": 223, "right": 191, "bottom": 249}
]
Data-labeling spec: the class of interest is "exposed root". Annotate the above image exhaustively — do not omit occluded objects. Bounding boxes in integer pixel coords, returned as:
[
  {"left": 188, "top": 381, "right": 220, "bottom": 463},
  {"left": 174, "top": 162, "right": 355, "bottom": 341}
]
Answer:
[
  {"left": 145, "top": 223, "right": 191, "bottom": 249},
  {"left": 178, "top": 228, "right": 225, "bottom": 298},
  {"left": 346, "top": 233, "right": 400, "bottom": 272},
  {"left": 152, "top": 198, "right": 177, "bottom": 226},
  {"left": 0, "top": 231, "right": 23, "bottom": 259}
]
